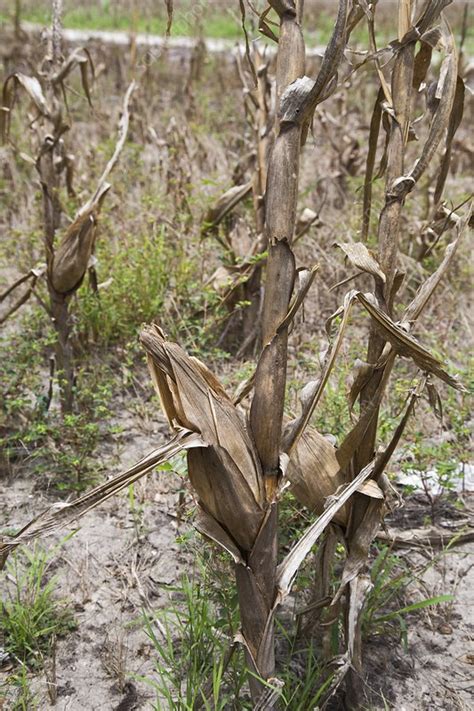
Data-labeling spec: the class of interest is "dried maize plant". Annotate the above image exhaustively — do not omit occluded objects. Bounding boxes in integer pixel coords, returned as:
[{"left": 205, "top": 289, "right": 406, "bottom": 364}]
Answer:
[
  {"left": 281, "top": 1, "right": 471, "bottom": 705},
  {"left": 203, "top": 41, "right": 321, "bottom": 356},
  {"left": 0, "top": 1, "right": 366, "bottom": 703},
  {"left": 0, "top": 1, "right": 134, "bottom": 412},
  {"left": 1, "top": 1, "right": 470, "bottom": 707}
]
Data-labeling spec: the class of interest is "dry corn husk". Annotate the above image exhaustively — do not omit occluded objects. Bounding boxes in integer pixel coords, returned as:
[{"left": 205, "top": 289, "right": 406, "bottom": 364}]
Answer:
[
  {"left": 141, "top": 324, "right": 265, "bottom": 552},
  {"left": 286, "top": 426, "right": 347, "bottom": 525},
  {"left": 51, "top": 80, "right": 135, "bottom": 295},
  {"left": 51, "top": 186, "right": 109, "bottom": 293}
]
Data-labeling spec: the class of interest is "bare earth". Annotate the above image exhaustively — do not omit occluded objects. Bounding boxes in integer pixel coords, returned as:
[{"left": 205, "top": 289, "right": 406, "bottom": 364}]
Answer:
[{"left": 1, "top": 398, "right": 473, "bottom": 710}]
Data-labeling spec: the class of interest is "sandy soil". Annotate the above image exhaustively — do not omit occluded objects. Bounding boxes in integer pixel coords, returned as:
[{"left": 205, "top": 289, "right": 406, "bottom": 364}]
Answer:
[
  {"left": 1, "top": 405, "right": 194, "bottom": 710},
  {"left": 367, "top": 538, "right": 474, "bottom": 711},
  {"left": 1, "top": 400, "right": 473, "bottom": 710}
]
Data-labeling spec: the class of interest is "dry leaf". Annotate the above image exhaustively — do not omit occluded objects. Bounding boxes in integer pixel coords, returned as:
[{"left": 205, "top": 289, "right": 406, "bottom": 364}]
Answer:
[
  {"left": 141, "top": 324, "right": 265, "bottom": 552},
  {"left": 285, "top": 425, "right": 348, "bottom": 525},
  {"left": 0, "top": 430, "right": 204, "bottom": 567}
]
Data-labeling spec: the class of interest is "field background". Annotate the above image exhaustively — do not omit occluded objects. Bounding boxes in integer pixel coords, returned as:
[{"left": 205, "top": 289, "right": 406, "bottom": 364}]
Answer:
[{"left": 0, "top": 1, "right": 473, "bottom": 709}]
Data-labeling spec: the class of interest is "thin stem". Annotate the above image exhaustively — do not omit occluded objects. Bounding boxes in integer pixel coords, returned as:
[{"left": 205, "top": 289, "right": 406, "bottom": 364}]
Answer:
[{"left": 51, "top": 0, "right": 63, "bottom": 66}]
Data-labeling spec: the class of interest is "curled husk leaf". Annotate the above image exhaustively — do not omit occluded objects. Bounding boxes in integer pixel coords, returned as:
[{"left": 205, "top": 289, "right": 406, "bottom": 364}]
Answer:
[
  {"left": 286, "top": 425, "right": 348, "bottom": 526},
  {"left": 141, "top": 324, "right": 265, "bottom": 552},
  {"left": 51, "top": 185, "right": 110, "bottom": 294}
]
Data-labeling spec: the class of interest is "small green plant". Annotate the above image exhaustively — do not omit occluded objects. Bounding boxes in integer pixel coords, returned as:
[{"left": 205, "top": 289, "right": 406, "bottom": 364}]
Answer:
[
  {"left": 0, "top": 541, "right": 75, "bottom": 668},
  {"left": 74, "top": 208, "right": 224, "bottom": 357},
  {"left": 140, "top": 568, "right": 250, "bottom": 710},
  {"left": 140, "top": 537, "right": 342, "bottom": 710},
  {"left": 363, "top": 545, "right": 453, "bottom": 649},
  {"left": 76, "top": 222, "right": 174, "bottom": 346},
  {"left": 0, "top": 311, "right": 55, "bottom": 425},
  {"left": 276, "top": 626, "right": 334, "bottom": 710},
  {"left": 1, "top": 664, "right": 38, "bottom": 710},
  {"left": 1, "top": 340, "right": 115, "bottom": 492}
]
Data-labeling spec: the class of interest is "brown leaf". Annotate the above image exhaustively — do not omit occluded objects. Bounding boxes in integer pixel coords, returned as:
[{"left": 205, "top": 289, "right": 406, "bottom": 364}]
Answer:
[
  {"left": 285, "top": 426, "right": 348, "bottom": 526},
  {"left": 277, "top": 460, "right": 376, "bottom": 597},
  {"left": 201, "top": 181, "right": 253, "bottom": 234},
  {"left": 337, "top": 242, "right": 386, "bottom": 284},
  {"left": 361, "top": 87, "right": 384, "bottom": 241},
  {"left": 0, "top": 262, "right": 47, "bottom": 324},
  {"left": 52, "top": 48, "right": 95, "bottom": 106},
  {"left": 267, "top": 1, "right": 297, "bottom": 17},
  {"left": 141, "top": 325, "right": 265, "bottom": 552},
  {"left": 277, "top": 265, "right": 318, "bottom": 334},
  {"left": 391, "top": 22, "right": 458, "bottom": 200},
  {"left": 357, "top": 292, "right": 464, "bottom": 390},
  {"left": 238, "top": 0, "right": 258, "bottom": 88},
  {"left": 346, "top": 574, "right": 373, "bottom": 666},
  {"left": 1, "top": 73, "right": 51, "bottom": 140},
  {"left": 434, "top": 75, "right": 465, "bottom": 205},
  {"left": 412, "top": 41, "right": 433, "bottom": 91},
  {"left": 335, "top": 379, "right": 425, "bottom": 600},
  {"left": 0, "top": 430, "right": 204, "bottom": 567},
  {"left": 336, "top": 499, "right": 383, "bottom": 599},
  {"left": 357, "top": 479, "right": 384, "bottom": 499},
  {"left": 284, "top": 290, "right": 359, "bottom": 455},
  {"left": 426, "top": 380, "right": 443, "bottom": 421},
  {"left": 305, "top": 0, "right": 348, "bottom": 112},
  {"left": 195, "top": 507, "right": 244, "bottom": 564},
  {"left": 81, "top": 81, "right": 135, "bottom": 214}
]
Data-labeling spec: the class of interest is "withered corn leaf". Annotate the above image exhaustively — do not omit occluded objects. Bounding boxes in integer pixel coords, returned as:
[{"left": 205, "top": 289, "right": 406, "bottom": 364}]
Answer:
[
  {"left": 286, "top": 426, "right": 347, "bottom": 526},
  {"left": 0, "top": 430, "right": 204, "bottom": 567},
  {"left": 141, "top": 324, "right": 265, "bottom": 552}
]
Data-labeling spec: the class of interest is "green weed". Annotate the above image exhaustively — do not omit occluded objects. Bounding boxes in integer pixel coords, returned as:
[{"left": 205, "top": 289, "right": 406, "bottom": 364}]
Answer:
[
  {"left": 140, "top": 536, "right": 339, "bottom": 709},
  {"left": 0, "top": 335, "right": 114, "bottom": 491},
  {"left": 0, "top": 665, "right": 38, "bottom": 711},
  {"left": 140, "top": 568, "right": 249, "bottom": 710},
  {"left": 0, "top": 541, "right": 75, "bottom": 668},
  {"left": 363, "top": 545, "right": 454, "bottom": 649}
]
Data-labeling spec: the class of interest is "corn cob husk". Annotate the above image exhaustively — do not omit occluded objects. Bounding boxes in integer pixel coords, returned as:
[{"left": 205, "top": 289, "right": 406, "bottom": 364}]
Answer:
[
  {"left": 286, "top": 426, "right": 347, "bottom": 525},
  {"left": 50, "top": 186, "right": 109, "bottom": 294},
  {"left": 141, "top": 324, "right": 265, "bottom": 553},
  {"left": 51, "top": 80, "right": 135, "bottom": 296}
]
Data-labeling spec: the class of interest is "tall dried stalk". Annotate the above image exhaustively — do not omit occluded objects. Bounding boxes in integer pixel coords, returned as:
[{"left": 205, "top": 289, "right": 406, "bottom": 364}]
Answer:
[
  {"left": 1, "top": 2, "right": 469, "bottom": 708},
  {"left": 240, "top": 2, "right": 306, "bottom": 692},
  {"left": 238, "top": 0, "right": 355, "bottom": 694},
  {"left": 277, "top": 1, "right": 468, "bottom": 705},
  {"left": 0, "top": 2, "right": 134, "bottom": 413},
  {"left": 345, "top": 2, "right": 417, "bottom": 701},
  {"left": 348, "top": 2, "right": 460, "bottom": 703}
]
